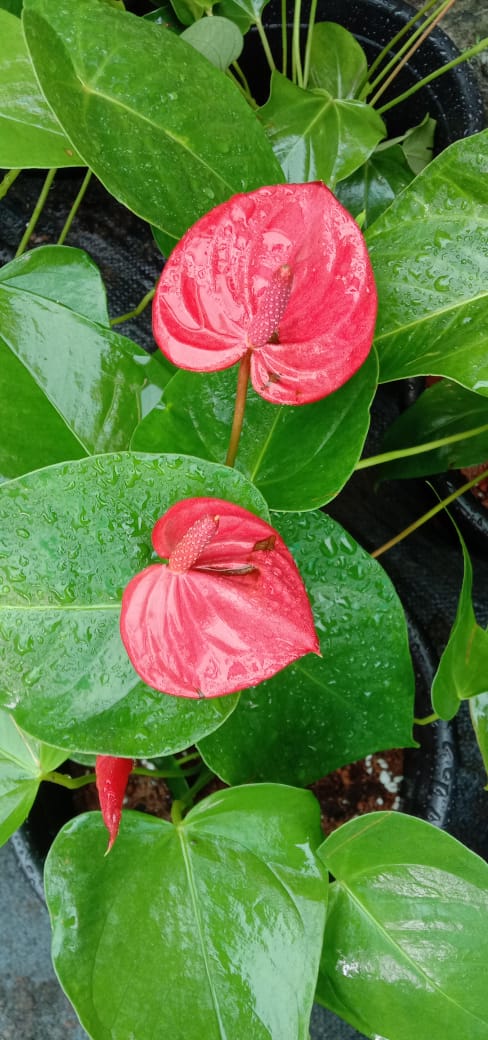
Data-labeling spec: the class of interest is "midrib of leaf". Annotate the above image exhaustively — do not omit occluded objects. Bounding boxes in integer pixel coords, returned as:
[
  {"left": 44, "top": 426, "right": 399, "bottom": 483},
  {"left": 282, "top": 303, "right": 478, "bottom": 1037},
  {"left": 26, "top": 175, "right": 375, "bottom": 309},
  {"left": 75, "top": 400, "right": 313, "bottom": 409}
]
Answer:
[
  {"left": 337, "top": 880, "right": 488, "bottom": 1028},
  {"left": 0, "top": 110, "right": 66, "bottom": 135},
  {"left": 176, "top": 825, "right": 229, "bottom": 1040}
]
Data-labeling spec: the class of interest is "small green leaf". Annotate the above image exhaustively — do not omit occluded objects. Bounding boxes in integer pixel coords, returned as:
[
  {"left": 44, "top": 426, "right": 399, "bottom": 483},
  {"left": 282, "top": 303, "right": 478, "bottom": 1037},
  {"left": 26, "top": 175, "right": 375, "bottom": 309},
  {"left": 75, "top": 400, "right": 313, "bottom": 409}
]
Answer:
[
  {"left": 45, "top": 785, "right": 327, "bottom": 1040},
  {"left": 132, "top": 352, "right": 378, "bottom": 511},
  {"left": 336, "top": 143, "right": 414, "bottom": 227},
  {"left": 0, "top": 246, "right": 172, "bottom": 481},
  {"left": 316, "top": 812, "right": 488, "bottom": 1040},
  {"left": 368, "top": 130, "right": 488, "bottom": 391},
  {"left": 181, "top": 15, "right": 243, "bottom": 69},
  {"left": 0, "top": 708, "right": 65, "bottom": 846},
  {"left": 432, "top": 525, "right": 488, "bottom": 721},
  {"left": 378, "top": 380, "right": 488, "bottom": 482},
  {"left": 308, "top": 22, "right": 368, "bottom": 99},
  {"left": 214, "top": 0, "right": 270, "bottom": 33},
  {"left": 259, "top": 71, "right": 386, "bottom": 188},
  {"left": 0, "top": 8, "right": 82, "bottom": 167},
  {"left": 402, "top": 114, "right": 436, "bottom": 174},
  {"left": 198, "top": 510, "right": 415, "bottom": 786},
  {"left": 0, "top": 452, "right": 268, "bottom": 755},
  {"left": 23, "top": 0, "right": 283, "bottom": 249}
]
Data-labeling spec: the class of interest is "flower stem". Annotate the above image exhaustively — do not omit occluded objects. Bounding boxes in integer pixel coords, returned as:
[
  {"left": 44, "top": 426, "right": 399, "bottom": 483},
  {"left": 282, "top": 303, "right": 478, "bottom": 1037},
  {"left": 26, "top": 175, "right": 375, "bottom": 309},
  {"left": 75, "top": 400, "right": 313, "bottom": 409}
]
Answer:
[
  {"left": 110, "top": 286, "right": 156, "bottom": 326},
  {"left": 291, "top": 0, "right": 304, "bottom": 86},
  {"left": 355, "top": 421, "right": 488, "bottom": 470},
  {"left": 302, "top": 0, "right": 318, "bottom": 88},
  {"left": 57, "top": 169, "right": 93, "bottom": 245},
  {"left": 14, "top": 167, "right": 56, "bottom": 258},
  {"left": 369, "top": 0, "right": 457, "bottom": 107},
  {"left": 414, "top": 711, "right": 440, "bottom": 725},
  {"left": 367, "top": 0, "right": 440, "bottom": 81},
  {"left": 371, "top": 465, "right": 488, "bottom": 559},
  {"left": 0, "top": 168, "right": 21, "bottom": 201},
  {"left": 281, "top": 0, "right": 288, "bottom": 75},
  {"left": 363, "top": 0, "right": 449, "bottom": 100},
  {"left": 377, "top": 35, "right": 488, "bottom": 114},
  {"left": 256, "top": 17, "right": 276, "bottom": 73},
  {"left": 226, "top": 350, "right": 251, "bottom": 468}
]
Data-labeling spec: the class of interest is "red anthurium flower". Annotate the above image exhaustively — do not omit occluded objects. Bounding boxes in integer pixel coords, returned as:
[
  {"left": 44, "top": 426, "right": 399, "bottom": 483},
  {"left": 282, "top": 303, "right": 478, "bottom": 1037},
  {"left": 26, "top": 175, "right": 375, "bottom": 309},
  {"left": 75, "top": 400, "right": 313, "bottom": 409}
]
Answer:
[
  {"left": 120, "top": 497, "right": 320, "bottom": 699},
  {"left": 153, "top": 182, "right": 377, "bottom": 405},
  {"left": 95, "top": 755, "right": 133, "bottom": 853}
]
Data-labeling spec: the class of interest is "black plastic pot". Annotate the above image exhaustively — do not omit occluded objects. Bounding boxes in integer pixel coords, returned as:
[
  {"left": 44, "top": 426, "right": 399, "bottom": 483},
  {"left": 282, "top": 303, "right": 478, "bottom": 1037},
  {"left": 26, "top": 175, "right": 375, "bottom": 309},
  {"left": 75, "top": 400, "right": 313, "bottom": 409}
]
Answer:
[{"left": 245, "top": 0, "right": 485, "bottom": 147}]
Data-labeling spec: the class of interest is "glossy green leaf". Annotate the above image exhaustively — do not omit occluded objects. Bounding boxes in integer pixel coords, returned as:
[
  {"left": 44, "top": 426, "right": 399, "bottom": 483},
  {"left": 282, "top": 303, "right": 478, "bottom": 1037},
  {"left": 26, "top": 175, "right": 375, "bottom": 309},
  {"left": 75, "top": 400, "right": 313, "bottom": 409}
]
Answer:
[
  {"left": 336, "top": 143, "right": 414, "bottom": 227},
  {"left": 0, "top": 9, "right": 82, "bottom": 168},
  {"left": 402, "top": 115, "right": 436, "bottom": 174},
  {"left": 169, "top": 0, "right": 208, "bottom": 27},
  {"left": 23, "top": 0, "right": 283, "bottom": 250},
  {"left": 367, "top": 130, "right": 488, "bottom": 392},
  {"left": 214, "top": 0, "right": 270, "bottom": 33},
  {"left": 0, "top": 246, "right": 172, "bottom": 481},
  {"left": 378, "top": 380, "right": 488, "bottom": 481},
  {"left": 259, "top": 71, "right": 386, "bottom": 188},
  {"left": 181, "top": 15, "right": 243, "bottom": 69},
  {"left": 0, "top": 0, "right": 22, "bottom": 14},
  {"left": 45, "top": 785, "right": 327, "bottom": 1040},
  {"left": 469, "top": 693, "right": 488, "bottom": 782},
  {"left": 0, "top": 707, "right": 65, "bottom": 846},
  {"left": 131, "top": 352, "right": 378, "bottom": 510},
  {"left": 432, "top": 527, "right": 488, "bottom": 720},
  {"left": 0, "top": 452, "right": 269, "bottom": 754},
  {"left": 316, "top": 812, "right": 488, "bottom": 1040},
  {"left": 308, "top": 22, "right": 368, "bottom": 99},
  {"left": 198, "top": 510, "right": 415, "bottom": 786}
]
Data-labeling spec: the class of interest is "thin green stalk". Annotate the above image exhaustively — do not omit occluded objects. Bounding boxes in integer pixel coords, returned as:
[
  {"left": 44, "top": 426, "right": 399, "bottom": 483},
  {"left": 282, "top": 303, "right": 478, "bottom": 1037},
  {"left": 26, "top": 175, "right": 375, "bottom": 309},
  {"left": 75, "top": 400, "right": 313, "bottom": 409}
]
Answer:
[
  {"left": 281, "top": 0, "right": 288, "bottom": 76},
  {"left": 291, "top": 0, "right": 304, "bottom": 86},
  {"left": 256, "top": 17, "right": 276, "bottom": 73},
  {"left": 231, "top": 59, "right": 253, "bottom": 98},
  {"left": 355, "top": 421, "right": 488, "bottom": 471},
  {"left": 225, "top": 350, "right": 251, "bottom": 467},
  {"left": 363, "top": 0, "right": 452, "bottom": 102},
  {"left": 14, "top": 167, "right": 56, "bottom": 258},
  {"left": 302, "top": 0, "right": 318, "bottom": 88},
  {"left": 414, "top": 711, "right": 440, "bottom": 726},
  {"left": 43, "top": 770, "right": 96, "bottom": 790},
  {"left": 131, "top": 765, "right": 201, "bottom": 779},
  {"left": 57, "top": 168, "right": 93, "bottom": 245},
  {"left": 110, "top": 286, "right": 156, "bottom": 326},
  {"left": 180, "top": 766, "right": 214, "bottom": 807},
  {"left": 0, "top": 168, "right": 21, "bottom": 201},
  {"left": 377, "top": 35, "right": 488, "bottom": 114},
  {"left": 227, "top": 66, "right": 258, "bottom": 108},
  {"left": 369, "top": 0, "right": 457, "bottom": 107},
  {"left": 371, "top": 465, "right": 488, "bottom": 559},
  {"left": 366, "top": 0, "right": 443, "bottom": 83}
]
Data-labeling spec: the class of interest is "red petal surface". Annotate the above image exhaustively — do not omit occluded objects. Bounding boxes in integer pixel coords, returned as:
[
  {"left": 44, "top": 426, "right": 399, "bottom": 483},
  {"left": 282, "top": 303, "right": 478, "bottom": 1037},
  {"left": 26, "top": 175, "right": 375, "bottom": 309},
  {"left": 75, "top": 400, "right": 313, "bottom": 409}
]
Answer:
[
  {"left": 120, "top": 498, "right": 320, "bottom": 698},
  {"left": 95, "top": 755, "right": 133, "bottom": 853},
  {"left": 152, "top": 182, "right": 377, "bottom": 404}
]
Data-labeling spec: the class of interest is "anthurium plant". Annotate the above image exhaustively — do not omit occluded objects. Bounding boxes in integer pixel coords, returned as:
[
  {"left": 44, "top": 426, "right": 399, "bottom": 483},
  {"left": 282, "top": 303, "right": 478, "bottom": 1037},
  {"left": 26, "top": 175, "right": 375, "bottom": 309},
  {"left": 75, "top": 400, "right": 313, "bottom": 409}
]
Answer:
[{"left": 1, "top": 0, "right": 488, "bottom": 1037}]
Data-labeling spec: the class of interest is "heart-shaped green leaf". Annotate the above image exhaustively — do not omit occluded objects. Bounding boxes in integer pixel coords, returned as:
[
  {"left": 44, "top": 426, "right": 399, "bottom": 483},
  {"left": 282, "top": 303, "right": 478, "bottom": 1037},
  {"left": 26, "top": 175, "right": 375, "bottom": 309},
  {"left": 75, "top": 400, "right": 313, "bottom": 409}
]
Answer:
[
  {"left": 0, "top": 8, "right": 82, "bottom": 167},
  {"left": 45, "top": 784, "right": 327, "bottom": 1040},
  {"left": 308, "top": 22, "right": 368, "bottom": 99},
  {"left": 0, "top": 452, "right": 269, "bottom": 754},
  {"left": 259, "top": 71, "right": 386, "bottom": 188},
  {"left": 316, "top": 812, "right": 488, "bottom": 1040},
  {"left": 432, "top": 525, "right": 488, "bottom": 720},
  {"left": 368, "top": 130, "right": 488, "bottom": 392},
  {"left": 198, "top": 509, "right": 415, "bottom": 786},
  {"left": 0, "top": 708, "right": 65, "bottom": 846},
  {"left": 23, "top": 0, "right": 283, "bottom": 251},
  {"left": 336, "top": 143, "right": 414, "bottom": 227},
  {"left": 0, "top": 246, "right": 172, "bottom": 481},
  {"left": 181, "top": 15, "right": 243, "bottom": 69},
  {"left": 378, "top": 380, "right": 488, "bottom": 481},
  {"left": 132, "top": 352, "right": 378, "bottom": 510}
]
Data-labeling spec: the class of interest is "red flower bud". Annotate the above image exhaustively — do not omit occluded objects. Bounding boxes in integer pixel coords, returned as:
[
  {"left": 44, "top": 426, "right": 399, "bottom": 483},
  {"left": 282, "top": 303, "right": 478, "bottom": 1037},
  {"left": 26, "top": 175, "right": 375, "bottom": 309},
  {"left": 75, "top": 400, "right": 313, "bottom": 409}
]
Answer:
[
  {"left": 95, "top": 755, "right": 133, "bottom": 853},
  {"left": 120, "top": 498, "right": 320, "bottom": 698}
]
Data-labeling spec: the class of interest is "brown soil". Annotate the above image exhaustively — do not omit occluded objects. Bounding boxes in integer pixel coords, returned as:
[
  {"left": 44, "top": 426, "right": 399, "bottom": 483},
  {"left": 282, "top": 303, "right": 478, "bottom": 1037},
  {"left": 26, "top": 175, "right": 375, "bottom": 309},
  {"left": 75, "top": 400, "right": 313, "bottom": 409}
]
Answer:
[{"left": 73, "top": 748, "right": 404, "bottom": 838}]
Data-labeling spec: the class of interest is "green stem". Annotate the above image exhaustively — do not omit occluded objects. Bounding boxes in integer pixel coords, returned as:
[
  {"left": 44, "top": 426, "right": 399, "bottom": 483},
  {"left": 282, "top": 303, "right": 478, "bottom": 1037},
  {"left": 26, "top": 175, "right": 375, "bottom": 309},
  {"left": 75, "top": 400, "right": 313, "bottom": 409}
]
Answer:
[
  {"left": 371, "top": 465, "right": 488, "bottom": 559},
  {"left": 225, "top": 351, "right": 251, "bottom": 467},
  {"left": 281, "top": 0, "right": 288, "bottom": 76},
  {"left": 355, "top": 421, "right": 488, "bottom": 471},
  {"left": 227, "top": 67, "right": 258, "bottom": 108},
  {"left": 131, "top": 765, "right": 201, "bottom": 778},
  {"left": 291, "top": 0, "right": 303, "bottom": 86},
  {"left": 363, "top": 0, "right": 447, "bottom": 98},
  {"left": 0, "top": 168, "right": 21, "bottom": 202},
  {"left": 57, "top": 169, "right": 93, "bottom": 246},
  {"left": 377, "top": 35, "right": 488, "bottom": 115},
  {"left": 43, "top": 770, "right": 96, "bottom": 790},
  {"left": 414, "top": 711, "right": 440, "bottom": 726},
  {"left": 180, "top": 766, "right": 214, "bottom": 807},
  {"left": 302, "top": 0, "right": 318, "bottom": 88},
  {"left": 369, "top": 0, "right": 457, "bottom": 107},
  {"left": 256, "top": 18, "right": 276, "bottom": 73},
  {"left": 110, "top": 286, "right": 156, "bottom": 326},
  {"left": 171, "top": 798, "right": 184, "bottom": 825},
  {"left": 14, "top": 167, "right": 56, "bottom": 258}
]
